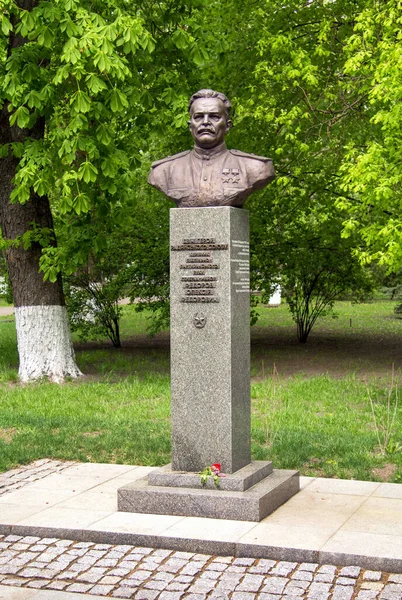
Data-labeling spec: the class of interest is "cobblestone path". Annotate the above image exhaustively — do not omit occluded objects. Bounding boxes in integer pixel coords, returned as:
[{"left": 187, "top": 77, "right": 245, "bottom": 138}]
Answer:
[
  {"left": 1, "top": 463, "right": 401, "bottom": 599},
  {"left": 0, "top": 460, "right": 76, "bottom": 497},
  {"left": 0, "top": 534, "right": 401, "bottom": 600}
]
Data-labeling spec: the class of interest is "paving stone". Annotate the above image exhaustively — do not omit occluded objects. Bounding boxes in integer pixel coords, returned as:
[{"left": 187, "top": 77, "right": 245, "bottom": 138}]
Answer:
[
  {"left": 46, "top": 581, "right": 69, "bottom": 590},
  {"left": 283, "top": 584, "right": 304, "bottom": 596},
  {"left": 26, "top": 580, "right": 51, "bottom": 589},
  {"left": 332, "top": 586, "right": 354, "bottom": 600},
  {"left": 337, "top": 576, "right": 359, "bottom": 586},
  {"left": 307, "top": 582, "right": 331, "bottom": 598},
  {"left": 109, "top": 567, "right": 132, "bottom": 577},
  {"left": 160, "top": 559, "right": 187, "bottom": 573},
  {"left": 151, "top": 549, "right": 172, "bottom": 558},
  {"left": 30, "top": 545, "right": 48, "bottom": 552},
  {"left": 339, "top": 566, "right": 361, "bottom": 578},
  {"left": 47, "top": 559, "right": 75, "bottom": 570},
  {"left": 286, "top": 580, "right": 310, "bottom": 591},
  {"left": 364, "top": 571, "right": 383, "bottom": 581},
  {"left": 66, "top": 583, "right": 94, "bottom": 592},
  {"left": 261, "top": 576, "right": 288, "bottom": 594},
  {"left": 208, "top": 593, "right": 229, "bottom": 600},
  {"left": 236, "top": 574, "right": 264, "bottom": 592},
  {"left": 356, "top": 591, "right": 379, "bottom": 600},
  {"left": 1, "top": 578, "right": 27, "bottom": 587},
  {"left": 216, "top": 574, "right": 243, "bottom": 592},
  {"left": 317, "top": 565, "right": 337, "bottom": 575},
  {"left": 77, "top": 555, "right": 99, "bottom": 566},
  {"left": 362, "top": 582, "right": 384, "bottom": 591},
  {"left": 69, "top": 563, "right": 91, "bottom": 573},
  {"left": 200, "top": 571, "right": 221, "bottom": 581},
  {"left": 188, "top": 579, "right": 217, "bottom": 593},
  {"left": 67, "top": 548, "right": 89, "bottom": 557},
  {"left": 258, "top": 595, "right": 282, "bottom": 600},
  {"left": 149, "top": 573, "right": 171, "bottom": 584},
  {"left": 122, "top": 580, "right": 143, "bottom": 589},
  {"left": 292, "top": 570, "right": 313, "bottom": 581},
  {"left": 143, "top": 556, "right": 165, "bottom": 565},
  {"left": 170, "top": 552, "right": 194, "bottom": 560},
  {"left": 185, "top": 595, "right": 207, "bottom": 600},
  {"left": 232, "top": 593, "right": 257, "bottom": 600},
  {"left": 88, "top": 550, "right": 108, "bottom": 559},
  {"left": 10, "top": 552, "right": 40, "bottom": 566},
  {"left": 55, "top": 540, "right": 73, "bottom": 547},
  {"left": 0, "top": 565, "right": 21, "bottom": 575},
  {"left": 91, "top": 584, "right": 116, "bottom": 595},
  {"left": 159, "top": 592, "right": 186, "bottom": 600},
  {"left": 380, "top": 584, "right": 402, "bottom": 599},
  {"left": 181, "top": 563, "right": 205, "bottom": 576},
  {"left": 206, "top": 562, "right": 229, "bottom": 572},
  {"left": 314, "top": 572, "right": 335, "bottom": 583},
  {"left": 175, "top": 576, "right": 193, "bottom": 584},
  {"left": 135, "top": 591, "right": 159, "bottom": 600},
  {"left": 11, "top": 543, "right": 31, "bottom": 551},
  {"left": 18, "top": 567, "right": 44, "bottom": 578},
  {"left": 118, "top": 558, "right": 140, "bottom": 571},
  {"left": 270, "top": 563, "right": 297, "bottom": 577},
  {"left": 133, "top": 548, "right": 153, "bottom": 556},
  {"left": 388, "top": 575, "right": 402, "bottom": 584},
  {"left": 233, "top": 558, "right": 255, "bottom": 567},
  {"left": 143, "top": 580, "right": 169, "bottom": 591},
  {"left": 130, "top": 570, "right": 153, "bottom": 582},
  {"left": 226, "top": 566, "right": 247, "bottom": 574},
  {"left": 55, "top": 571, "right": 77, "bottom": 580},
  {"left": 77, "top": 567, "right": 108, "bottom": 583},
  {"left": 113, "top": 586, "right": 137, "bottom": 598},
  {"left": 99, "top": 575, "right": 123, "bottom": 585},
  {"left": 192, "top": 555, "right": 210, "bottom": 562},
  {"left": 166, "top": 582, "right": 191, "bottom": 592},
  {"left": 123, "top": 556, "right": 144, "bottom": 564},
  {"left": 299, "top": 563, "right": 318, "bottom": 572}
]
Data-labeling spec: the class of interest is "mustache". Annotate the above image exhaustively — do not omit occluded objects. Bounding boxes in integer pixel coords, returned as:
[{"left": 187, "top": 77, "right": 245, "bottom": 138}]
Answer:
[{"left": 197, "top": 127, "right": 215, "bottom": 133}]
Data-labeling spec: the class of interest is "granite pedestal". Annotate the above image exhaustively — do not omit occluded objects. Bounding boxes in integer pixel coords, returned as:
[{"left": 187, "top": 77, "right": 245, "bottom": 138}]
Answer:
[{"left": 118, "top": 207, "right": 299, "bottom": 521}]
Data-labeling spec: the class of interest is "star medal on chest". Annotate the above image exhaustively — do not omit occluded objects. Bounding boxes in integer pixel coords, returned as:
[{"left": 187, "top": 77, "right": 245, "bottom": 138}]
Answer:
[{"left": 222, "top": 168, "right": 240, "bottom": 184}]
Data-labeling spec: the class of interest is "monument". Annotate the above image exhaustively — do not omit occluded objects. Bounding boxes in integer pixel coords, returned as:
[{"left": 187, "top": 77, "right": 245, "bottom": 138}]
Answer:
[{"left": 118, "top": 89, "right": 299, "bottom": 521}]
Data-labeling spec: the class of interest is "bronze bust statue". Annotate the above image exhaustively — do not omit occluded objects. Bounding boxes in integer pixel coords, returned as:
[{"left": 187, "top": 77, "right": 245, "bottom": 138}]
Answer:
[{"left": 148, "top": 89, "right": 275, "bottom": 207}]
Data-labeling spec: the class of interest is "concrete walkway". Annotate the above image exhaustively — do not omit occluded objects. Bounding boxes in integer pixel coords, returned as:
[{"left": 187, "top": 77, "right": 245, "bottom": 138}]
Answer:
[{"left": 1, "top": 461, "right": 402, "bottom": 599}]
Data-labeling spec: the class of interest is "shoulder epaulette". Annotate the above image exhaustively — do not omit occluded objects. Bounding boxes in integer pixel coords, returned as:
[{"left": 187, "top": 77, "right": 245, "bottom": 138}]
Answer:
[
  {"left": 229, "top": 149, "right": 272, "bottom": 162},
  {"left": 151, "top": 150, "right": 191, "bottom": 168}
]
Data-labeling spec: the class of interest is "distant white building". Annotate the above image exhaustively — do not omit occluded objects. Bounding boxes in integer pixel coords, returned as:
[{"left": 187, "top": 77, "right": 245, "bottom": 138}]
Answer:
[
  {"left": 268, "top": 285, "right": 281, "bottom": 306},
  {"left": 0, "top": 276, "right": 7, "bottom": 296}
]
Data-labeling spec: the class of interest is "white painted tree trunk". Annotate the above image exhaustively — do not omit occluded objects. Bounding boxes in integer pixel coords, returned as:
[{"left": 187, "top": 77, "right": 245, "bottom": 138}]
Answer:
[{"left": 15, "top": 305, "right": 82, "bottom": 383}]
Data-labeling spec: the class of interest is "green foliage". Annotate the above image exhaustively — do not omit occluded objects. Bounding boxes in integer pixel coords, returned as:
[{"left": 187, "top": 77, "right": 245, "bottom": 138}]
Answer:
[
  {"left": 0, "top": 0, "right": 214, "bottom": 285},
  {"left": 2, "top": 0, "right": 402, "bottom": 339},
  {"left": 65, "top": 273, "right": 124, "bottom": 348}
]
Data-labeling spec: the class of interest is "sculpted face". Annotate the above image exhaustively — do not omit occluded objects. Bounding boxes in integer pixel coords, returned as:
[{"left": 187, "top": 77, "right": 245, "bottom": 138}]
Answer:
[{"left": 189, "top": 97, "right": 232, "bottom": 149}]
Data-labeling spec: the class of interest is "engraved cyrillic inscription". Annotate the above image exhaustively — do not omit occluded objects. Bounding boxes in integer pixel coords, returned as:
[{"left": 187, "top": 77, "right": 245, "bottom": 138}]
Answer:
[
  {"left": 172, "top": 237, "right": 228, "bottom": 304},
  {"left": 231, "top": 239, "right": 250, "bottom": 294}
]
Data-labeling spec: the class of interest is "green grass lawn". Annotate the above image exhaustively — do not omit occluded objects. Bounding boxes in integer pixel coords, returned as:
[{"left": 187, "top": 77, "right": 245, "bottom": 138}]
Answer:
[{"left": 0, "top": 300, "right": 402, "bottom": 482}]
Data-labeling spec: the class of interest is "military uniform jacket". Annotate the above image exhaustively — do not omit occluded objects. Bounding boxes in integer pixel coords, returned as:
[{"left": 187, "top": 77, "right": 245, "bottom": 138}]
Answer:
[{"left": 148, "top": 143, "right": 275, "bottom": 208}]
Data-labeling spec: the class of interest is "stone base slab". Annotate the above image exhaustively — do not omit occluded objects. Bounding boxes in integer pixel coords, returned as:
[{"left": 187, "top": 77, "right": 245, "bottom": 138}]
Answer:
[
  {"left": 148, "top": 460, "right": 273, "bottom": 492},
  {"left": 118, "top": 469, "right": 300, "bottom": 522}
]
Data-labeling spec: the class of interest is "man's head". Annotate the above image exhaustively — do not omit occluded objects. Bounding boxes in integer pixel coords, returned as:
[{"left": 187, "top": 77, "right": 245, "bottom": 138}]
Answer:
[{"left": 188, "top": 89, "right": 232, "bottom": 149}]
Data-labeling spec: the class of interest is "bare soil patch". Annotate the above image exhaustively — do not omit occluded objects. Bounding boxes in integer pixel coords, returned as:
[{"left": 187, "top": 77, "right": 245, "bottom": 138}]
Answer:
[
  {"left": 74, "top": 325, "right": 402, "bottom": 381},
  {"left": 0, "top": 428, "right": 17, "bottom": 444}
]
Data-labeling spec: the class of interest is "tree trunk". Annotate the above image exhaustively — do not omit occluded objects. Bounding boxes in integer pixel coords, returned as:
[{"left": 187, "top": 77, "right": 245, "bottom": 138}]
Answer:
[{"left": 0, "top": 1, "right": 81, "bottom": 382}]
